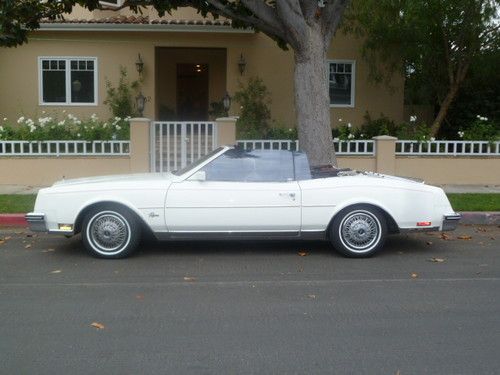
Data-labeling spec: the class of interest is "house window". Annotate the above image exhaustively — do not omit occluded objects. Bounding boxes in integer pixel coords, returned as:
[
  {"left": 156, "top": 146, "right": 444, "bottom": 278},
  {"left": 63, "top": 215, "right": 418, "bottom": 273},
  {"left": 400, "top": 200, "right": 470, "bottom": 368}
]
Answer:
[
  {"left": 39, "top": 57, "right": 97, "bottom": 105},
  {"left": 99, "top": 0, "right": 124, "bottom": 7},
  {"left": 328, "top": 60, "right": 355, "bottom": 107}
]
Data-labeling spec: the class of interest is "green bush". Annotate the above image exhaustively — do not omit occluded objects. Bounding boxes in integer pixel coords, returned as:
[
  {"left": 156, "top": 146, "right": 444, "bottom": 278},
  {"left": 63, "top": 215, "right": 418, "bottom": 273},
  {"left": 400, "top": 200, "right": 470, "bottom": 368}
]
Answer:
[
  {"left": 333, "top": 112, "right": 432, "bottom": 141},
  {"left": 0, "top": 113, "right": 129, "bottom": 141},
  {"left": 208, "top": 101, "right": 227, "bottom": 120},
  {"left": 104, "top": 66, "right": 140, "bottom": 118},
  {"left": 234, "top": 77, "right": 272, "bottom": 138},
  {"left": 458, "top": 116, "right": 499, "bottom": 142}
]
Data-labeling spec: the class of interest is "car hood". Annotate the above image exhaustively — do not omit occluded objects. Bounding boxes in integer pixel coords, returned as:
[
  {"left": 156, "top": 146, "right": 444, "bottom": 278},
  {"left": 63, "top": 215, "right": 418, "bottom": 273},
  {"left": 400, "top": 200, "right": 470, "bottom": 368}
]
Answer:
[
  {"left": 52, "top": 172, "right": 175, "bottom": 187},
  {"left": 43, "top": 173, "right": 177, "bottom": 195}
]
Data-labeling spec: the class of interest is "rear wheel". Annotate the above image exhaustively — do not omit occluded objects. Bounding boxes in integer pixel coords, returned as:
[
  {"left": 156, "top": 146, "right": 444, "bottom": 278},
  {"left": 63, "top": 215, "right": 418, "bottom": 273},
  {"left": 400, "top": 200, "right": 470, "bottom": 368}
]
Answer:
[
  {"left": 330, "top": 205, "right": 387, "bottom": 258},
  {"left": 82, "top": 206, "right": 141, "bottom": 259}
]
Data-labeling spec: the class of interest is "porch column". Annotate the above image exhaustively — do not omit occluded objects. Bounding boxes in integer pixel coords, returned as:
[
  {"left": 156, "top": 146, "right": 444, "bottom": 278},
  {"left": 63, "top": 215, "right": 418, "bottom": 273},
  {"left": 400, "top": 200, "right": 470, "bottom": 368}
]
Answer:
[
  {"left": 129, "top": 117, "right": 151, "bottom": 173},
  {"left": 215, "top": 117, "right": 237, "bottom": 146},
  {"left": 373, "top": 135, "right": 397, "bottom": 175}
]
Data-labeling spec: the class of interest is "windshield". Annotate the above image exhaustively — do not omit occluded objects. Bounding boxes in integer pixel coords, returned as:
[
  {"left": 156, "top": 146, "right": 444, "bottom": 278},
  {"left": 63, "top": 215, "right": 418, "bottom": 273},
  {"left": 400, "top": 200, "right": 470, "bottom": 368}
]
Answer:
[{"left": 172, "top": 147, "right": 224, "bottom": 176}]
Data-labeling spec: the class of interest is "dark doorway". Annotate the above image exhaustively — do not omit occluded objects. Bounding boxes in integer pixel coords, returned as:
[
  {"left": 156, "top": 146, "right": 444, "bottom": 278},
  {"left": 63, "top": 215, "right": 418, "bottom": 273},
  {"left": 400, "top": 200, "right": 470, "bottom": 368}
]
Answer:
[{"left": 176, "top": 63, "right": 209, "bottom": 121}]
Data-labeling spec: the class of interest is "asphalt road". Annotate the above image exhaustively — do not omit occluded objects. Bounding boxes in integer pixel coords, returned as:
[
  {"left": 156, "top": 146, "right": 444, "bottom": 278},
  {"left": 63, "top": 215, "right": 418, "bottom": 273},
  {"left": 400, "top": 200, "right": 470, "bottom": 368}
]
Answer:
[{"left": 0, "top": 225, "right": 499, "bottom": 375}]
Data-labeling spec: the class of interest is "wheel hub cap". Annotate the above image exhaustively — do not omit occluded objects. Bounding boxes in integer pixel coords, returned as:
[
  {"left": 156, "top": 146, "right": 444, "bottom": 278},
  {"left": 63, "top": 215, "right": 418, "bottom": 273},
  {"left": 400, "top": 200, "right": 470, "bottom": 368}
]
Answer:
[
  {"left": 90, "top": 214, "right": 128, "bottom": 252},
  {"left": 342, "top": 213, "right": 379, "bottom": 250}
]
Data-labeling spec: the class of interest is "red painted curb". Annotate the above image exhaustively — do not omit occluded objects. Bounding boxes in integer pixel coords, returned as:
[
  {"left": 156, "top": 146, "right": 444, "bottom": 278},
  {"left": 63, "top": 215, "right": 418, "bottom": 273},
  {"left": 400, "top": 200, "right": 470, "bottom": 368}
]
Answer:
[{"left": 0, "top": 214, "right": 28, "bottom": 227}]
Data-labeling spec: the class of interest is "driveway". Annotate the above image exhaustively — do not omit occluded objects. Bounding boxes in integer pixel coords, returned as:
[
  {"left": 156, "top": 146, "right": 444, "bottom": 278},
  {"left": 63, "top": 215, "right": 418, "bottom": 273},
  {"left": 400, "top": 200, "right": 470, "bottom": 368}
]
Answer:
[{"left": 0, "top": 225, "right": 499, "bottom": 374}]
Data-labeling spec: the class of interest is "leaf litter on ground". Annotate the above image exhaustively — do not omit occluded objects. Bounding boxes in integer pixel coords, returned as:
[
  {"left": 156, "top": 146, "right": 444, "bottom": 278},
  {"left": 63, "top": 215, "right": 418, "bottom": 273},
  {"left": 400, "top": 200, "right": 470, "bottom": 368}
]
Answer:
[{"left": 90, "top": 322, "right": 105, "bottom": 330}]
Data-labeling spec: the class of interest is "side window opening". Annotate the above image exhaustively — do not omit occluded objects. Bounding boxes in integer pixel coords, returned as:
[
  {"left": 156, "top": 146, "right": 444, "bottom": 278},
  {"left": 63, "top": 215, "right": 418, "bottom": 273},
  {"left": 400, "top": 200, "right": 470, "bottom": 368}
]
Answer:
[{"left": 201, "top": 149, "right": 294, "bottom": 182}]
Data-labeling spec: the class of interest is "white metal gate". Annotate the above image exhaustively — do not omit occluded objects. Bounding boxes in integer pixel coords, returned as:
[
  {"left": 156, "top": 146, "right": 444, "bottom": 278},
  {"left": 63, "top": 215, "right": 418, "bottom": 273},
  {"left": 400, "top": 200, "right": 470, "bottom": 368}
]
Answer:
[{"left": 150, "top": 121, "right": 218, "bottom": 172}]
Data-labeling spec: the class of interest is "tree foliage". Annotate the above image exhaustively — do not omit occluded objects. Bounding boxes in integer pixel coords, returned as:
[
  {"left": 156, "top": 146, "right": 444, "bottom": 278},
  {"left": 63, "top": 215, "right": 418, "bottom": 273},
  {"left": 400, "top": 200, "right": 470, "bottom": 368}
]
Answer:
[{"left": 345, "top": 0, "right": 499, "bottom": 136}]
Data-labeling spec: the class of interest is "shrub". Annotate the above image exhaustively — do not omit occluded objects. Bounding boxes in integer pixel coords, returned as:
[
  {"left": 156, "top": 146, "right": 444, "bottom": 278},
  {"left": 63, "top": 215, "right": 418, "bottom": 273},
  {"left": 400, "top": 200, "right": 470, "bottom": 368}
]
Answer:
[
  {"left": 104, "top": 66, "right": 140, "bottom": 118},
  {"left": 208, "top": 101, "right": 227, "bottom": 120},
  {"left": 0, "top": 113, "right": 129, "bottom": 141},
  {"left": 359, "top": 112, "right": 399, "bottom": 138},
  {"left": 458, "top": 116, "right": 499, "bottom": 142},
  {"left": 234, "top": 77, "right": 272, "bottom": 138}
]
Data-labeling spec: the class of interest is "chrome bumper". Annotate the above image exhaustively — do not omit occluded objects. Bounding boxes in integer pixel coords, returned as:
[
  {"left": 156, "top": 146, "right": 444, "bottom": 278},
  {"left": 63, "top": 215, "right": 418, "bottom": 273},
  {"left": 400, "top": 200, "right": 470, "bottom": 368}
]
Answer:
[
  {"left": 442, "top": 213, "right": 461, "bottom": 231},
  {"left": 25, "top": 213, "right": 47, "bottom": 232}
]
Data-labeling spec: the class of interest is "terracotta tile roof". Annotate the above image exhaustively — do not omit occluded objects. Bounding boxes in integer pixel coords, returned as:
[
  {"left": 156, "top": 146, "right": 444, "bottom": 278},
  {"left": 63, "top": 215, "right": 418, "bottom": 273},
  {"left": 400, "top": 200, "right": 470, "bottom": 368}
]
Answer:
[{"left": 42, "top": 15, "right": 232, "bottom": 26}]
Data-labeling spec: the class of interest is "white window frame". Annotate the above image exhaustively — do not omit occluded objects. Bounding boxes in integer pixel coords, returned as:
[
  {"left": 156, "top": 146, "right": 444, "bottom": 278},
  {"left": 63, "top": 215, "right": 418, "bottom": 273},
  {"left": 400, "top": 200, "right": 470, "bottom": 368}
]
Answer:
[
  {"left": 99, "top": 0, "right": 124, "bottom": 7},
  {"left": 38, "top": 56, "right": 98, "bottom": 106},
  {"left": 328, "top": 59, "right": 356, "bottom": 108}
]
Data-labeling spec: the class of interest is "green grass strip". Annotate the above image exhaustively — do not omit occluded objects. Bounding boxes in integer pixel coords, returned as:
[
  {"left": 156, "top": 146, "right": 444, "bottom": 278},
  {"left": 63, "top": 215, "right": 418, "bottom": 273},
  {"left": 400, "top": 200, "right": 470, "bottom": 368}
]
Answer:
[
  {"left": 0, "top": 195, "right": 36, "bottom": 213},
  {"left": 447, "top": 193, "right": 500, "bottom": 212}
]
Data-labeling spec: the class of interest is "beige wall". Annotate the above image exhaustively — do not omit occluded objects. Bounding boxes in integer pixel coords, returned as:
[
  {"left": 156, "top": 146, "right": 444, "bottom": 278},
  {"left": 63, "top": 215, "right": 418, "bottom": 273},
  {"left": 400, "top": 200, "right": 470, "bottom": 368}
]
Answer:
[
  {"left": 0, "top": 21, "right": 403, "bottom": 129},
  {"left": 0, "top": 157, "right": 130, "bottom": 186},
  {"left": 396, "top": 157, "right": 500, "bottom": 185}
]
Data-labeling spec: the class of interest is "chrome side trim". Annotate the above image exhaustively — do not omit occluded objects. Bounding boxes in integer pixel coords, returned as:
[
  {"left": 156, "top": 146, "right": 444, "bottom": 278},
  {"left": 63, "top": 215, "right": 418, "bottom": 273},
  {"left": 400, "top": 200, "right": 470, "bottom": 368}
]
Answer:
[
  {"left": 154, "top": 230, "right": 326, "bottom": 241},
  {"left": 25, "top": 213, "right": 47, "bottom": 232}
]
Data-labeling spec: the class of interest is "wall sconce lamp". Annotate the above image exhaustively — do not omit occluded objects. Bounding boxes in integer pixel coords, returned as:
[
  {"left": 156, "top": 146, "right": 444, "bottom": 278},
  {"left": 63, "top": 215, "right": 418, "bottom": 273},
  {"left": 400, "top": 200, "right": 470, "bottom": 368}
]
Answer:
[
  {"left": 222, "top": 92, "right": 232, "bottom": 115},
  {"left": 238, "top": 53, "right": 246, "bottom": 76},
  {"left": 136, "top": 92, "right": 146, "bottom": 117},
  {"left": 135, "top": 53, "right": 144, "bottom": 74}
]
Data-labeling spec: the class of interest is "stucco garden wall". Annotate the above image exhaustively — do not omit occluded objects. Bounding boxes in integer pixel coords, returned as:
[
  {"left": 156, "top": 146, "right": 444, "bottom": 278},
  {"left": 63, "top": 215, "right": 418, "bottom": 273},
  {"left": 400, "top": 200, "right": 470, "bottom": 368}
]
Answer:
[{"left": 0, "top": 157, "right": 131, "bottom": 187}]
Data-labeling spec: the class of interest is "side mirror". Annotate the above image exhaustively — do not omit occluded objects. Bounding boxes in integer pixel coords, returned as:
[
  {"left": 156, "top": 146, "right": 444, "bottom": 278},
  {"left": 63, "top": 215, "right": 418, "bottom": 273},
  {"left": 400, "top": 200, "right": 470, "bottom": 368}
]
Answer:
[{"left": 189, "top": 170, "right": 206, "bottom": 182}]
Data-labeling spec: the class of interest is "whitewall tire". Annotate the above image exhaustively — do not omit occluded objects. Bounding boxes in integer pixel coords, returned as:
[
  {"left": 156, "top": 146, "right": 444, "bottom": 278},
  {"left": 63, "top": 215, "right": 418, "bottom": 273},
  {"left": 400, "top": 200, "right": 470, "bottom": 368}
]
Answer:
[
  {"left": 82, "top": 206, "right": 141, "bottom": 259},
  {"left": 330, "top": 205, "right": 387, "bottom": 258}
]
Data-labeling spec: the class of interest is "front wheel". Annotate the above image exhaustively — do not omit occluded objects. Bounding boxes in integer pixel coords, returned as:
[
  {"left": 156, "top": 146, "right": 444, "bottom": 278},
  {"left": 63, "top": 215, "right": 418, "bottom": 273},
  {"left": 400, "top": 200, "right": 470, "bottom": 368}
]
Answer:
[
  {"left": 330, "top": 205, "right": 387, "bottom": 258},
  {"left": 82, "top": 206, "right": 141, "bottom": 259}
]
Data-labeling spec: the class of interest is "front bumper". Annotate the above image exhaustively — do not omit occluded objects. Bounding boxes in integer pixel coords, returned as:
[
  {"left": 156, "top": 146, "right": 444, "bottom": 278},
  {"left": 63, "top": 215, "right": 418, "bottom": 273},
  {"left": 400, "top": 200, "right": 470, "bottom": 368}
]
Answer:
[
  {"left": 25, "top": 213, "right": 47, "bottom": 232},
  {"left": 442, "top": 213, "right": 461, "bottom": 231}
]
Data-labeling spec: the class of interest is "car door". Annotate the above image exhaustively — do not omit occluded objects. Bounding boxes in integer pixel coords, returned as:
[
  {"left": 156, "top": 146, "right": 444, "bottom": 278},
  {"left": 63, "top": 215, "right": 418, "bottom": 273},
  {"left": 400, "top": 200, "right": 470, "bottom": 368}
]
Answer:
[{"left": 164, "top": 149, "right": 301, "bottom": 234}]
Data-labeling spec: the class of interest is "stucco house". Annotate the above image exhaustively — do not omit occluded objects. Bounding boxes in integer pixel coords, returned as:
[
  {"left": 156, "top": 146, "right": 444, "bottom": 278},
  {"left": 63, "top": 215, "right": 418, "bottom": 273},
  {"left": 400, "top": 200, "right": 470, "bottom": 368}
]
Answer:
[{"left": 0, "top": 4, "right": 404, "bottom": 128}]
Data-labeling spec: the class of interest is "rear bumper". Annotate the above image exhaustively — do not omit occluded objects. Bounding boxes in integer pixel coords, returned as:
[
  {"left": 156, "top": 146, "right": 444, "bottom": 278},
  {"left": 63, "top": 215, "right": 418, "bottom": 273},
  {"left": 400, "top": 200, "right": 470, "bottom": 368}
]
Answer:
[
  {"left": 25, "top": 213, "right": 47, "bottom": 232},
  {"left": 442, "top": 213, "right": 461, "bottom": 231}
]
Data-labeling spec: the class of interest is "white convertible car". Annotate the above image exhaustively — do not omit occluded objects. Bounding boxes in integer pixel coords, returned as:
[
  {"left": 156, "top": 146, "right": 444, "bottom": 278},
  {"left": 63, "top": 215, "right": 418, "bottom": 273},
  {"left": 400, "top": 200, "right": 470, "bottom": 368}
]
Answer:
[{"left": 27, "top": 146, "right": 460, "bottom": 259}]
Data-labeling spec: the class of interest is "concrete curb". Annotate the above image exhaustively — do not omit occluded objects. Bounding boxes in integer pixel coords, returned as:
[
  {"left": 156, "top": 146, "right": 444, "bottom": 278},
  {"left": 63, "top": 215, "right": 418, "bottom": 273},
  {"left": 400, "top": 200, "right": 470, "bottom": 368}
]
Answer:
[
  {"left": 0, "top": 214, "right": 28, "bottom": 227},
  {"left": 1, "top": 212, "right": 499, "bottom": 228},
  {"left": 459, "top": 212, "right": 500, "bottom": 225}
]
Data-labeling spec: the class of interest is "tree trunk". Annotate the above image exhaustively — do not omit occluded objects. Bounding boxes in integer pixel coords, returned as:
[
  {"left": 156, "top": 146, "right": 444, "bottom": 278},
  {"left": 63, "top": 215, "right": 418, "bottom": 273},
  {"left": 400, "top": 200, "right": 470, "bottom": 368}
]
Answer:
[
  {"left": 294, "top": 27, "right": 335, "bottom": 167},
  {"left": 430, "top": 83, "right": 460, "bottom": 136}
]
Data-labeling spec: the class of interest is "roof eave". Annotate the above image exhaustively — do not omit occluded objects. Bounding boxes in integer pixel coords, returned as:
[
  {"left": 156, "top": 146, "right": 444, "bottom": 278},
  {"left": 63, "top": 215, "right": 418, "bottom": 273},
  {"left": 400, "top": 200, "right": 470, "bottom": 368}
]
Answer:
[{"left": 38, "top": 23, "right": 254, "bottom": 34}]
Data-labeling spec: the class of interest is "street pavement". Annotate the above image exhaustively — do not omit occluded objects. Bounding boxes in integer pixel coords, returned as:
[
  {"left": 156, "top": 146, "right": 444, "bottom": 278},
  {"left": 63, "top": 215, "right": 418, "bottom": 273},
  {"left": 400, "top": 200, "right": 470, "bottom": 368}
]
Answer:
[{"left": 0, "top": 225, "right": 499, "bottom": 375}]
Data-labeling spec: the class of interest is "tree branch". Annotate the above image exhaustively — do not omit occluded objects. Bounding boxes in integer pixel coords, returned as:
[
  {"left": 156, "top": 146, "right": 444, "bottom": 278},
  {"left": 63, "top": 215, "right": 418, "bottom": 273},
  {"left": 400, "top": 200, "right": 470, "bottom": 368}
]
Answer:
[
  {"left": 298, "top": 0, "right": 317, "bottom": 23},
  {"left": 442, "top": 29, "right": 455, "bottom": 85},
  {"left": 206, "top": 0, "right": 287, "bottom": 42},
  {"left": 322, "top": 0, "right": 350, "bottom": 44},
  {"left": 274, "top": 0, "right": 308, "bottom": 49}
]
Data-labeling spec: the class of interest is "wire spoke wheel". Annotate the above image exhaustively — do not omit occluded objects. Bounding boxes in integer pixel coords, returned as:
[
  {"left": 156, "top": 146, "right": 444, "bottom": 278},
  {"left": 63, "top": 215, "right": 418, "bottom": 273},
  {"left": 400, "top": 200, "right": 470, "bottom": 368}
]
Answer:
[
  {"left": 331, "top": 206, "right": 387, "bottom": 257},
  {"left": 90, "top": 213, "right": 129, "bottom": 252},
  {"left": 82, "top": 208, "right": 140, "bottom": 258},
  {"left": 341, "top": 212, "right": 380, "bottom": 251}
]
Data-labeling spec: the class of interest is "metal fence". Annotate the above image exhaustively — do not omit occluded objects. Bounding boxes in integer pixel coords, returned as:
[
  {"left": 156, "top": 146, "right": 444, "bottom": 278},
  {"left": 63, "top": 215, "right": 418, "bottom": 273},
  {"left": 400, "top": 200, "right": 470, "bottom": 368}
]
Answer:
[
  {"left": 396, "top": 140, "right": 500, "bottom": 156},
  {"left": 0, "top": 140, "right": 130, "bottom": 156},
  {"left": 237, "top": 139, "right": 375, "bottom": 155},
  {"left": 151, "top": 121, "right": 218, "bottom": 172}
]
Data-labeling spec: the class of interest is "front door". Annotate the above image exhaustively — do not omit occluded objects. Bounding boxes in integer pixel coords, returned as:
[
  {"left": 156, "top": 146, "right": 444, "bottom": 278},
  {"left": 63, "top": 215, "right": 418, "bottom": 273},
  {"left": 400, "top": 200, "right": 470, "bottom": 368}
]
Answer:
[{"left": 176, "top": 63, "right": 209, "bottom": 120}]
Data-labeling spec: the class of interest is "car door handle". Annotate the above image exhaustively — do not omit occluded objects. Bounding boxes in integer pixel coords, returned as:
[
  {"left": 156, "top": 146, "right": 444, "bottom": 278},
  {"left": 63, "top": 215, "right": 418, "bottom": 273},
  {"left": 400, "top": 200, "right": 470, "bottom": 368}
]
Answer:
[{"left": 279, "top": 192, "right": 296, "bottom": 200}]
